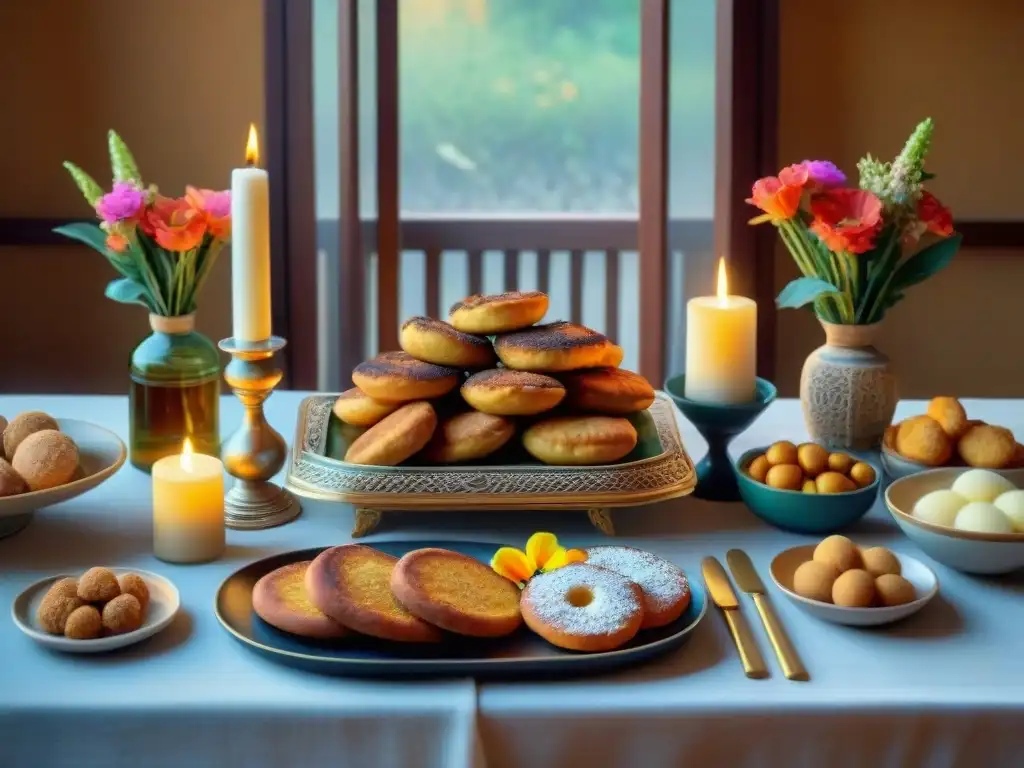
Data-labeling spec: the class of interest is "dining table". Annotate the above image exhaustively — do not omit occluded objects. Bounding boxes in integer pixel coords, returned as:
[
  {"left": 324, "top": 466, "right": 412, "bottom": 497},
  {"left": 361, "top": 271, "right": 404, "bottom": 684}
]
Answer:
[{"left": 1, "top": 392, "right": 1022, "bottom": 768}]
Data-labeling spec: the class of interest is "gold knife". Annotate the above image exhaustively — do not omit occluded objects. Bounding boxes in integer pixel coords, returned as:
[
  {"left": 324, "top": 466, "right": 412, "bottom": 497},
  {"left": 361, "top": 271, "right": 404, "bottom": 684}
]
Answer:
[
  {"left": 701, "top": 556, "right": 768, "bottom": 679},
  {"left": 726, "top": 549, "right": 808, "bottom": 682}
]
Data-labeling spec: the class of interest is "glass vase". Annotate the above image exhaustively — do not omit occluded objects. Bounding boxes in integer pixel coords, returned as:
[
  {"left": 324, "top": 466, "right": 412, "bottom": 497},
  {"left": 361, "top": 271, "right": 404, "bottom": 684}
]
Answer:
[{"left": 129, "top": 313, "right": 221, "bottom": 472}]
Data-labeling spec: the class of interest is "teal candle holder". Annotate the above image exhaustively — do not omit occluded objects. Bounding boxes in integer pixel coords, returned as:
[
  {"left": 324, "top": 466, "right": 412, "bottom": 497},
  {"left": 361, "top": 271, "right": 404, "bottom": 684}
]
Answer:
[{"left": 664, "top": 375, "right": 777, "bottom": 502}]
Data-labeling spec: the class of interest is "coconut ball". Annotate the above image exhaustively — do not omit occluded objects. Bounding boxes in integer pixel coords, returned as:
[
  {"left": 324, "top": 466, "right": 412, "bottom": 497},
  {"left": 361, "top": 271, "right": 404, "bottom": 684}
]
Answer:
[
  {"left": 875, "top": 574, "right": 916, "bottom": 606},
  {"left": 994, "top": 490, "right": 1024, "bottom": 532},
  {"left": 813, "top": 535, "right": 861, "bottom": 574},
  {"left": 0, "top": 415, "right": 7, "bottom": 437},
  {"left": 860, "top": 546, "right": 901, "bottom": 578},
  {"left": 832, "top": 569, "right": 876, "bottom": 608},
  {"left": 102, "top": 594, "right": 143, "bottom": 635},
  {"left": 64, "top": 605, "right": 103, "bottom": 640},
  {"left": 954, "top": 501, "right": 1013, "bottom": 534},
  {"left": 118, "top": 573, "right": 150, "bottom": 613},
  {"left": 951, "top": 469, "right": 1015, "bottom": 503},
  {"left": 11, "top": 430, "right": 78, "bottom": 491},
  {"left": 77, "top": 567, "right": 121, "bottom": 603},
  {"left": 37, "top": 592, "right": 83, "bottom": 635},
  {"left": 0, "top": 458, "right": 26, "bottom": 497},
  {"left": 3, "top": 411, "right": 58, "bottom": 461},
  {"left": 913, "top": 489, "right": 967, "bottom": 527},
  {"left": 792, "top": 560, "right": 839, "bottom": 603}
]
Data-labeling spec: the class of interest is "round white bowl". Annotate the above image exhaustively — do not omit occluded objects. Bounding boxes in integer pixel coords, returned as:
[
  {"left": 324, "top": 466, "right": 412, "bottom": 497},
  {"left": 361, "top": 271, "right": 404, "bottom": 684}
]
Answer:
[
  {"left": 770, "top": 544, "right": 938, "bottom": 627},
  {"left": 11, "top": 568, "right": 180, "bottom": 653},
  {"left": 885, "top": 467, "right": 1024, "bottom": 575},
  {"left": 0, "top": 419, "right": 126, "bottom": 539}
]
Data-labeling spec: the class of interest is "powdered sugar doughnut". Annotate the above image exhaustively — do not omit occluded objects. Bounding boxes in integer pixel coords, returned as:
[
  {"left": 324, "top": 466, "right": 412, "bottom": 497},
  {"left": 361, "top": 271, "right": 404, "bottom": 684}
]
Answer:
[
  {"left": 584, "top": 546, "right": 691, "bottom": 629},
  {"left": 520, "top": 563, "right": 644, "bottom": 652}
]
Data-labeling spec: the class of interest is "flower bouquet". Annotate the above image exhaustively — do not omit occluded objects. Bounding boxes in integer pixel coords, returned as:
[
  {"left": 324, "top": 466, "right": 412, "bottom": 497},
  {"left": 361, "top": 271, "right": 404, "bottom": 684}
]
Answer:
[
  {"left": 55, "top": 131, "right": 231, "bottom": 317},
  {"left": 747, "top": 117, "right": 961, "bottom": 325}
]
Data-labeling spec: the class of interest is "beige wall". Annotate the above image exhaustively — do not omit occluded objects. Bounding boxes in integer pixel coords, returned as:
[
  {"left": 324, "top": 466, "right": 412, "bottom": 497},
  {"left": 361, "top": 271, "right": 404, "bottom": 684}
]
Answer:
[
  {"left": 775, "top": 0, "right": 1024, "bottom": 398},
  {"left": 0, "top": 0, "right": 263, "bottom": 393}
]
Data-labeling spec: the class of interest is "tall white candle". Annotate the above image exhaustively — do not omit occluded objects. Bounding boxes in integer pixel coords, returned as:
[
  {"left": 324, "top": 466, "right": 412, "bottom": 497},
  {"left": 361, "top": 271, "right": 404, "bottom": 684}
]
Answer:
[
  {"left": 230, "top": 124, "right": 272, "bottom": 342},
  {"left": 684, "top": 258, "right": 757, "bottom": 404}
]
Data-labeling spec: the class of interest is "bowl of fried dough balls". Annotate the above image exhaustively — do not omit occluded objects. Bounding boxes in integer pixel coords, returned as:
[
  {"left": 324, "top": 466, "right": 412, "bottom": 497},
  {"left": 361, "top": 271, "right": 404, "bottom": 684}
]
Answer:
[
  {"left": 734, "top": 441, "right": 880, "bottom": 534},
  {"left": 332, "top": 291, "right": 657, "bottom": 468},
  {"left": 12, "top": 566, "right": 180, "bottom": 653},
  {"left": 0, "top": 411, "right": 126, "bottom": 538},
  {"left": 882, "top": 396, "right": 1024, "bottom": 481},
  {"left": 770, "top": 535, "right": 938, "bottom": 627}
]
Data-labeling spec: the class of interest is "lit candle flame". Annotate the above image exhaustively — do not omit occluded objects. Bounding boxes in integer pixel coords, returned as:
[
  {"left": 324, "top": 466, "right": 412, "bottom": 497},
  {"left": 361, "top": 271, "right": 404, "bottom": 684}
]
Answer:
[
  {"left": 245, "top": 123, "right": 259, "bottom": 167},
  {"left": 716, "top": 257, "right": 729, "bottom": 301},
  {"left": 181, "top": 437, "right": 194, "bottom": 473}
]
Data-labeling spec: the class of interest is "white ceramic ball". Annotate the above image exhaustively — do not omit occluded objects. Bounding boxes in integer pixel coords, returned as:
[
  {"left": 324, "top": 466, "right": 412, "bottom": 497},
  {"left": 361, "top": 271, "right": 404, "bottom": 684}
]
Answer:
[
  {"left": 950, "top": 469, "right": 1016, "bottom": 503},
  {"left": 912, "top": 489, "right": 967, "bottom": 527},
  {"left": 954, "top": 501, "right": 1014, "bottom": 534},
  {"left": 994, "top": 490, "right": 1024, "bottom": 532}
]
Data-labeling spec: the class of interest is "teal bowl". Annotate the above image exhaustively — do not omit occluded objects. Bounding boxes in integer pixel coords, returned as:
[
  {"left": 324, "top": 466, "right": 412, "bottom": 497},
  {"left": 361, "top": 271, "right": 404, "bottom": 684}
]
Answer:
[{"left": 733, "top": 447, "right": 881, "bottom": 534}]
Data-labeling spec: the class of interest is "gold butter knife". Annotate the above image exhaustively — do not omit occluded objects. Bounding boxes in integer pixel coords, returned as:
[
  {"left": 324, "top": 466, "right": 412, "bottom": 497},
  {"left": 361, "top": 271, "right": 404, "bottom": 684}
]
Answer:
[
  {"left": 701, "top": 556, "right": 768, "bottom": 679},
  {"left": 726, "top": 549, "right": 808, "bottom": 682}
]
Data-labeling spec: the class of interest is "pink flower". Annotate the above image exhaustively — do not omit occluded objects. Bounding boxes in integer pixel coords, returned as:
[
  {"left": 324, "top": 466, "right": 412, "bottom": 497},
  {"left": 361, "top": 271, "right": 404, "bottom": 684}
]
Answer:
[
  {"left": 185, "top": 186, "right": 231, "bottom": 239},
  {"left": 95, "top": 182, "right": 146, "bottom": 224},
  {"left": 800, "top": 160, "right": 846, "bottom": 190}
]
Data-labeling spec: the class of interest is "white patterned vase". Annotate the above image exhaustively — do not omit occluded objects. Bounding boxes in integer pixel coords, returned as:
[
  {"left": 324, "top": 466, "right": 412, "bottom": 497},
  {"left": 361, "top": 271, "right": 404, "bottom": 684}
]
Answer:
[{"left": 800, "top": 320, "right": 898, "bottom": 451}]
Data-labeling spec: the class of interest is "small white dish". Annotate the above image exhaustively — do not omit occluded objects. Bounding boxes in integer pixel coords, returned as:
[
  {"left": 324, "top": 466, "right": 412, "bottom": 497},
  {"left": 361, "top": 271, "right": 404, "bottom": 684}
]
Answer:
[
  {"left": 11, "top": 568, "right": 180, "bottom": 653},
  {"left": 770, "top": 545, "right": 938, "bottom": 627}
]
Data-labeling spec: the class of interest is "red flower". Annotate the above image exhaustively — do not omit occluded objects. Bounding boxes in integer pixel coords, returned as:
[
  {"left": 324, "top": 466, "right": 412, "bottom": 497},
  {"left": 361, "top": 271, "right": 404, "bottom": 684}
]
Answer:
[
  {"left": 746, "top": 176, "right": 803, "bottom": 224},
  {"left": 142, "top": 196, "right": 207, "bottom": 252},
  {"left": 778, "top": 163, "right": 810, "bottom": 190},
  {"left": 916, "top": 191, "right": 953, "bottom": 237},
  {"left": 809, "top": 188, "right": 883, "bottom": 254}
]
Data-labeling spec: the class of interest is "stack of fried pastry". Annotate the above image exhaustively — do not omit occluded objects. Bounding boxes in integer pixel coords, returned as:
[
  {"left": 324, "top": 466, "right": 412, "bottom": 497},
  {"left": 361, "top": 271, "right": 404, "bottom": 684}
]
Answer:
[
  {"left": 333, "top": 290, "right": 656, "bottom": 467},
  {"left": 252, "top": 544, "right": 522, "bottom": 642}
]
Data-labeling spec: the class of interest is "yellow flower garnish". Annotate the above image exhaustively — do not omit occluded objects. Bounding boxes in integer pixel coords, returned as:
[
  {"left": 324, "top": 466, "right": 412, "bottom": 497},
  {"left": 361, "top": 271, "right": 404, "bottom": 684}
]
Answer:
[{"left": 490, "top": 532, "right": 587, "bottom": 587}]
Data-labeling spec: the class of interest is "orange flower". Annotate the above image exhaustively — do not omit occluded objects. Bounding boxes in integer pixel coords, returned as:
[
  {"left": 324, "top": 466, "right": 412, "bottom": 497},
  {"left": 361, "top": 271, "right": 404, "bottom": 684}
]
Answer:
[
  {"left": 105, "top": 232, "right": 129, "bottom": 253},
  {"left": 916, "top": 191, "right": 953, "bottom": 237},
  {"left": 143, "top": 195, "right": 206, "bottom": 251},
  {"left": 185, "top": 186, "right": 232, "bottom": 239},
  {"left": 746, "top": 175, "right": 803, "bottom": 224},
  {"left": 490, "top": 532, "right": 587, "bottom": 587},
  {"left": 809, "top": 188, "right": 883, "bottom": 254}
]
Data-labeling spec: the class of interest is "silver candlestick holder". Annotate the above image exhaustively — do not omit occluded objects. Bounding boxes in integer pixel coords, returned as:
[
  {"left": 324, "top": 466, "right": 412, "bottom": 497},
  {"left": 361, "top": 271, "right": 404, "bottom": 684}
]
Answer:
[{"left": 218, "top": 336, "right": 301, "bottom": 530}]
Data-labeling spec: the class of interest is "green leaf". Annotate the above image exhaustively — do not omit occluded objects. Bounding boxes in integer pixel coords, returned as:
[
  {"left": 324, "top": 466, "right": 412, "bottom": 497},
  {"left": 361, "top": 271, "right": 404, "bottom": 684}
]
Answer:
[
  {"left": 920, "top": 171, "right": 936, "bottom": 182},
  {"left": 62, "top": 162, "right": 105, "bottom": 206},
  {"left": 104, "top": 278, "right": 151, "bottom": 308},
  {"left": 776, "top": 277, "right": 840, "bottom": 310},
  {"left": 889, "top": 233, "right": 962, "bottom": 294},
  {"left": 52, "top": 222, "right": 108, "bottom": 253},
  {"left": 108, "top": 130, "right": 142, "bottom": 183}
]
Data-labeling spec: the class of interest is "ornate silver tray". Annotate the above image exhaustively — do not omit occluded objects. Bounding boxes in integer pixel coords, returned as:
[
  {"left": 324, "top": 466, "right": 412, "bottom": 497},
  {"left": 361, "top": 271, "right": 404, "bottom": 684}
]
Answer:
[{"left": 285, "top": 393, "right": 696, "bottom": 536}]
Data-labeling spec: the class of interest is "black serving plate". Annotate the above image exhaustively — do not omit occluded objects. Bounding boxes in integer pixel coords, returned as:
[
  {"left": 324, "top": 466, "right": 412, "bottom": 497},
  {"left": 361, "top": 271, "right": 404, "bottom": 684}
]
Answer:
[{"left": 215, "top": 540, "right": 707, "bottom": 679}]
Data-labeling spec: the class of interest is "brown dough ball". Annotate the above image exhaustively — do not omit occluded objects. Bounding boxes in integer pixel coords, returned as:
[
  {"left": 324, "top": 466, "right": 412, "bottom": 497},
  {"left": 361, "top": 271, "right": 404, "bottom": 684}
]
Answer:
[
  {"left": 797, "top": 443, "right": 829, "bottom": 477},
  {"left": 816, "top": 471, "right": 857, "bottom": 494},
  {"left": 77, "top": 567, "right": 121, "bottom": 603},
  {"left": 765, "top": 441, "right": 798, "bottom": 466},
  {"left": 118, "top": 573, "right": 150, "bottom": 613},
  {"left": 957, "top": 424, "right": 1016, "bottom": 469},
  {"left": 0, "top": 415, "right": 7, "bottom": 436},
  {"left": 102, "top": 594, "right": 143, "bottom": 635},
  {"left": 802, "top": 479, "right": 817, "bottom": 493},
  {"left": 793, "top": 560, "right": 839, "bottom": 603},
  {"left": 765, "top": 463, "right": 803, "bottom": 491},
  {"left": 827, "top": 453, "right": 855, "bottom": 474},
  {"left": 875, "top": 574, "right": 916, "bottom": 606},
  {"left": 927, "top": 397, "right": 969, "bottom": 439},
  {"left": 11, "top": 430, "right": 79, "bottom": 491},
  {"left": 37, "top": 592, "right": 84, "bottom": 635},
  {"left": 832, "top": 569, "right": 876, "bottom": 608},
  {"left": 860, "top": 546, "right": 901, "bottom": 578},
  {"left": 849, "top": 462, "right": 876, "bottom": 488},
  {"left": 1010, "top": 443, "right": 1024, "bottom": 469},
  {"left": 46, "top": 577, "right": 79, "bottom": 601},
  {"left": 3, "top": 411, "right": 59, "bottom": 461},
  {"left": 813, "top": 535, "right": 861, "bottom": 573},
  {"left": 896, "top": 415, "right": 953, "bottom": 466},
  {"left": 747, "top": 454, "right": 771, "bottom": 483},
  {"left": 0, "top": 458, "right": 26, "bottom": 497},
  {"left": 64, "top": 605, "right": 103, "bottom": 640}
]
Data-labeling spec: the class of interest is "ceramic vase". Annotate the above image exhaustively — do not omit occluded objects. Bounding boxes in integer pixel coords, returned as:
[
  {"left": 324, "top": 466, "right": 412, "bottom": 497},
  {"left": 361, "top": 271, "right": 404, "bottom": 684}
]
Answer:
[
  {"left": 129, "top": 313, "right": 221, "bottom": 472},
  {"left": 800, "top": 320, "right": 897, "bottom": 451}
]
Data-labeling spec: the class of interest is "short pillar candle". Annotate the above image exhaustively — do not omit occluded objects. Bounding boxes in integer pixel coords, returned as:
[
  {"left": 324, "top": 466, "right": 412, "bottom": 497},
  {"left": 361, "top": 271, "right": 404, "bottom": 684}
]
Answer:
[
  {"left": 152, "top": 439, "right": 225, "bottom": 563},
  {"left": 684, "top": 258, "right": 757, "bottom": 404}
]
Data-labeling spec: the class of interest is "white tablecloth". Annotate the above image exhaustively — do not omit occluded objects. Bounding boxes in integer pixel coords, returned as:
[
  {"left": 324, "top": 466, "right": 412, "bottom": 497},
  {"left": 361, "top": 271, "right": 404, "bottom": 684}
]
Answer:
[{"left": 1, "top": 393, "right": 1022, "bottom": 768}]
